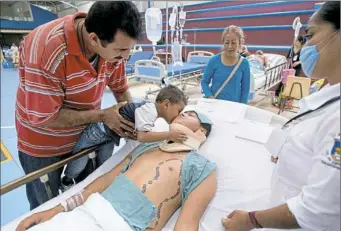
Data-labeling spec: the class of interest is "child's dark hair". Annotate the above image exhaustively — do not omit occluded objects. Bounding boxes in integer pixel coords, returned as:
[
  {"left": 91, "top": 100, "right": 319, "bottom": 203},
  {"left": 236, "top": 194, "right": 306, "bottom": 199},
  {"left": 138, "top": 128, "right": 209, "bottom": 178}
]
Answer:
[{"left": 155, "top": 85, "right": 188, "bottom": 105}]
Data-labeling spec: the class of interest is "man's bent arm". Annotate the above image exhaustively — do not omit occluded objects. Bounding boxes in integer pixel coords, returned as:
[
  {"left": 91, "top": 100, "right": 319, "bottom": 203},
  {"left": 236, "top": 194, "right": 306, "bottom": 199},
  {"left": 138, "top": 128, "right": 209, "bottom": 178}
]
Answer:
[
  {"left": 44, "top": 108, "right": 104, "bottom": 128},
  {"left": 114, "top": 89, "right": 132, "bottom": 103}
]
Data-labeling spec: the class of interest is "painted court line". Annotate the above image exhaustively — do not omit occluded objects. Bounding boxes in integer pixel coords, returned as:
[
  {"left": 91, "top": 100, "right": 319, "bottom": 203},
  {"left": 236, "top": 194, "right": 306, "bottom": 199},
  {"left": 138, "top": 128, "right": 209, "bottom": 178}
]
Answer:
[
  {"left": 1, "top": 126, "right": 15, "bottom": 129},
  {"left": 1, "top": 141, "right": 13, "bottom": 164}
]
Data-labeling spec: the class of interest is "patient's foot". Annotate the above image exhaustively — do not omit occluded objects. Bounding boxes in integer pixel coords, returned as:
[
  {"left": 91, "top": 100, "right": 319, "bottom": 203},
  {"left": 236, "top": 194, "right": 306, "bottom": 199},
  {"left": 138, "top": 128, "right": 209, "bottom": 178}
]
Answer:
[{"left": 60, "top": 176, "right": 75, "bottom": 192}]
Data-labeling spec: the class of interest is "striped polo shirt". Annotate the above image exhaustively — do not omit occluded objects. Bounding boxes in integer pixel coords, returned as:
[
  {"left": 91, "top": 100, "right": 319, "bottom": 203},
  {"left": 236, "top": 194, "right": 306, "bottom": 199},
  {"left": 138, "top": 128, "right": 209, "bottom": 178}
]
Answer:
[{"left": 15, "top": 13, "right": 129, "bottom": 157}]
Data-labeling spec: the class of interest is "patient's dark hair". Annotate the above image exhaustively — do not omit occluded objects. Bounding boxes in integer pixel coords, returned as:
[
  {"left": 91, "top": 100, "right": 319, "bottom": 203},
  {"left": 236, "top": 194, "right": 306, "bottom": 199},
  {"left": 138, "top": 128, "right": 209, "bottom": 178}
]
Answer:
[
  {"left": 316, "top": 1, "right": 340, "bottom": 31},
  {"left": 201, "top": 123, "right": 212, "bottom": 138},
  {"left": 156, "top": 85, "right": 188, "bottom": 105}
]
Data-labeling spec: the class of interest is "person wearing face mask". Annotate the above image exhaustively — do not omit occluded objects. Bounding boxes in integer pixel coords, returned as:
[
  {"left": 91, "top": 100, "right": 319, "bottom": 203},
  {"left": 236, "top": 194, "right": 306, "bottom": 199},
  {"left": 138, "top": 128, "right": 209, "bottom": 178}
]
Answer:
[
  {"left": 201, "top": 25, "right": 251, "bottom": 104},
  {"left": 16, "top": 1, "right": 142, "bottom": 210},
  {"left": 221, "top": 2, "right": 340, "bottom": 230}
]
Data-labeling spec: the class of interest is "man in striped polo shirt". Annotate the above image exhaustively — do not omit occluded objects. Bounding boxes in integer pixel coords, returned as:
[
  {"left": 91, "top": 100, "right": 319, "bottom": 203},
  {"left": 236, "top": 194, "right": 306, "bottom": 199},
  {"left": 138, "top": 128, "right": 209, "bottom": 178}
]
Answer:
[{"left": 16, "top": 1, "right": 142, "bottom": 210}]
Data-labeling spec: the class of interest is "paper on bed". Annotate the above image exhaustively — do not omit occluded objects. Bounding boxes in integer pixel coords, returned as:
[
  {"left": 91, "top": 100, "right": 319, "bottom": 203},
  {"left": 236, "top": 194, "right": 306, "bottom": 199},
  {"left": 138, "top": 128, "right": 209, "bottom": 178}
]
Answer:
[
  {"left": 235, "top": 120, "right": 274, "bottom": 144},
  {"left": 244, "top": 107, "right": 273, "bottom": 125},
  {"left": 196, "top": 99, "right": 246, "bottom": 123}
]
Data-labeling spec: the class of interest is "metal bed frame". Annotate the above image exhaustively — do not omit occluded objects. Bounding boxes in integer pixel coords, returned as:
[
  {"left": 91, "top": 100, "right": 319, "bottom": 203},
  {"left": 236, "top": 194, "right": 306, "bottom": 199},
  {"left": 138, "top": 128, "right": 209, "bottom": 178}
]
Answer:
[
  {"left": 1, "top": 146, "right": 100, "bottom": 198},
  {"left": 262, "top": 61, "right": 287, "bottom": 91},
  {"left": 134, "top": 51, "right": 213, "bottom": 99},
  {"left": 0, "top": 63, "right": 287, "bottom": 200},
  {"left": 252, "top": 61, "right": 287, "bottom": 107},
  {"left": 143, "top": 67, "right": 205, "bottom": 100}
]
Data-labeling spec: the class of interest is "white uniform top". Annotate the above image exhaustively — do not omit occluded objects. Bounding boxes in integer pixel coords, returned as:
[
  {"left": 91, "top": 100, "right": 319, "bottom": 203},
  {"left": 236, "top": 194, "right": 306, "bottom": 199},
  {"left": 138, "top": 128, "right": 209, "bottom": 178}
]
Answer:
[
  {"left": 134, "top": 102, "right": 158, "bottom": 132},
  {"left": 270, "top": 83, "right": 340, "bottom": 231}
]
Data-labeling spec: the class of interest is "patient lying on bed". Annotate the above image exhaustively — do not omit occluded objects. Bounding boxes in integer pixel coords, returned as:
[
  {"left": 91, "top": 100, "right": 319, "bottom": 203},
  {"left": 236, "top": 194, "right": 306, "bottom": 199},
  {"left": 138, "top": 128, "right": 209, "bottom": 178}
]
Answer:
[
  {"left": 246, "top": 50, "right": 269, "bottom": 74},
  {"left": 16, "top": 111, "right": 216, "bottom": 231}
]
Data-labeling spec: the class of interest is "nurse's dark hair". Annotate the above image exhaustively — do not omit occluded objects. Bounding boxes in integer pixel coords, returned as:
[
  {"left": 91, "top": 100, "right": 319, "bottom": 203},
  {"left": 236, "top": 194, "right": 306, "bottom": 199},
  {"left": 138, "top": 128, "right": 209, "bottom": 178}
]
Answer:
[
  {"left": 85, "top": 1, "right": 142, "bottom": 45},
  {"left": 297, "top": 35, "right": 306, "bottom": 45},
  {"left": 317, "top": 1, "right": 340, "bottom": 30}
]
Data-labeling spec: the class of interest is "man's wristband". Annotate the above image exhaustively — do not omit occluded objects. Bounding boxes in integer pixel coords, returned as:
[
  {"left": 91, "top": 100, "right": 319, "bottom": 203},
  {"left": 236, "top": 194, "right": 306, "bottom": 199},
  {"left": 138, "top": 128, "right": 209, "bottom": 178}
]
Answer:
[{"left": 248, "top": 211, "right": 263, "bottom": 228}]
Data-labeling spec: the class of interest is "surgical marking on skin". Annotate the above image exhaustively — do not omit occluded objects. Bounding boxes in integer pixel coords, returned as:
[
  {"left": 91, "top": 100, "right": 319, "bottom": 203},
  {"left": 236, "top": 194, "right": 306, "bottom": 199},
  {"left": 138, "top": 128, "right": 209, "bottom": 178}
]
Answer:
[
  {"left": 141, "top": 158, "right": 182, "bottom": 194},
  {"left": 146, "top": 159, "right": 183, "bottom": 230}
]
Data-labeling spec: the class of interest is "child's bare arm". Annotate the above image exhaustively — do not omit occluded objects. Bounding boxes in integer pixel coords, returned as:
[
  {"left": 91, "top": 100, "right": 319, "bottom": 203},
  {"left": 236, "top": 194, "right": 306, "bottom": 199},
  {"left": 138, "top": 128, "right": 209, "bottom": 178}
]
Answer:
[{"left": 137, "top": 130, "right": 187, "bottom": 143}]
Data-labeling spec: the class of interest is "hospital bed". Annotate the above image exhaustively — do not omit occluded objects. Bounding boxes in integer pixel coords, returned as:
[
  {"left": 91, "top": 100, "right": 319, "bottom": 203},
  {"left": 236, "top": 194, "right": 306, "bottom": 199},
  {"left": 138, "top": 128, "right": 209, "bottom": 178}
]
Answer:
[
  {"left": 249, "top": 53, "right": 287, "bottom": 92},
  {"left": 1, "top": 99, "right": 288, "bottom": 231},
  {"left": 133, "top": 51, "right": 214, "bottom": 99},
  {"left": 125, "top": 51, "right": 154, "bottom": 77}
]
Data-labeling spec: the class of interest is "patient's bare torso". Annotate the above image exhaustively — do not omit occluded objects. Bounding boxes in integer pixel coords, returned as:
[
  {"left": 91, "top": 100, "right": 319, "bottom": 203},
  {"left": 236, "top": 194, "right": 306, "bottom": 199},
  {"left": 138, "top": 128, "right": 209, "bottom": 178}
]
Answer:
[{"left": 122, "top": 148, "right": 186, "bottom": 230}]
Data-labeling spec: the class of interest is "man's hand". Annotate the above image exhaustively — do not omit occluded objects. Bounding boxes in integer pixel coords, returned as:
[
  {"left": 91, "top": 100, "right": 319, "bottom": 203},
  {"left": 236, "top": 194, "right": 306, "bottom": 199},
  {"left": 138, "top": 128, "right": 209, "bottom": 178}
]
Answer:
[
  {"left": 221, "top": 210, "right": 254, "bottom": 231},
  {"left": 168, "top": 130, "right": 187, "bottom": 143},
  {"left": 209, "top": 96, "right": 214, "bottom": 99},
  {"left": 16, "top": 209, "right": 60, "bottom": 231},
  {"left": 102, "top": 102, "right": 136, "bottom": 139}
]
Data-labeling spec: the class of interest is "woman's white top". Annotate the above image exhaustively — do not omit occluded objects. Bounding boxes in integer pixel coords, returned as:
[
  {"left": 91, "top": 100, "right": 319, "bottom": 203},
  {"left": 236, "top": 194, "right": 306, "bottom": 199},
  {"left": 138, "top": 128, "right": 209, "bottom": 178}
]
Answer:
[{"left": 271, "top": 83, "right": 340, "bottom": 231}]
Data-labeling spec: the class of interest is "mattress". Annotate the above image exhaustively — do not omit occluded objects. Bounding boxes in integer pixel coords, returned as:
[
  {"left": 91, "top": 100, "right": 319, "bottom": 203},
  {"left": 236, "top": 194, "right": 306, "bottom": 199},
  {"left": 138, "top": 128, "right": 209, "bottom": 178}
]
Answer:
[
  {"left": 167, "top": 63, "right": 206, "bottom": 76},
  {"left": 2, "top": 101, "right": 288, "bottom": 231},
  {"left": 250, "top": 53, "right": 286, "bottom": 91}
]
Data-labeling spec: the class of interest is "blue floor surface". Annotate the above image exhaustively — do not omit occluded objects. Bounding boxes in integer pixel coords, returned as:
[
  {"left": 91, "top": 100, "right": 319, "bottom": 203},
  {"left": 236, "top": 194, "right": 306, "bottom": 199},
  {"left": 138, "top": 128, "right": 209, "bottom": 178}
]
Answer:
[{"left": 0, "top": 68, "right": 141, "bottom": 226}]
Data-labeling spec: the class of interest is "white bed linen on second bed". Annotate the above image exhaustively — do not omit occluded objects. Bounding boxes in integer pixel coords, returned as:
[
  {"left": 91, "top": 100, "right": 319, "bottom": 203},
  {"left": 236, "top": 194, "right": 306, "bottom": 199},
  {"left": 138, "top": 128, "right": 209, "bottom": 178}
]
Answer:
[
  {"left": 250, "top": 54, "right": 287, "bottom": 91},
  {"left": 2, "top": 100, "right": 288, "bottom": 231}
]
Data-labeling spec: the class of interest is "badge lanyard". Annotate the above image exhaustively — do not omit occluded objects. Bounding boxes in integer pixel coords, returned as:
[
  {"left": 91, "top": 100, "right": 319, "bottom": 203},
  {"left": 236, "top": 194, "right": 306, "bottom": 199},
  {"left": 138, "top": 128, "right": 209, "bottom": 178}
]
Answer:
[{"left": 282, "top": 96, "right": 340, "bottom": 129}]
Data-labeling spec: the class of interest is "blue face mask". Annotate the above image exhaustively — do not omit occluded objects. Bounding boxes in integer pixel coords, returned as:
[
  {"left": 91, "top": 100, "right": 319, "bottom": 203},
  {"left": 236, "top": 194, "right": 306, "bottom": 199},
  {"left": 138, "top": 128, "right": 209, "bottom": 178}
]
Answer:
[
  {"left": 300, "top": 45, "right": 319, "bottom": 77},
  {"left": 300, "top": 31, "right": 340, "bottom": 77}
]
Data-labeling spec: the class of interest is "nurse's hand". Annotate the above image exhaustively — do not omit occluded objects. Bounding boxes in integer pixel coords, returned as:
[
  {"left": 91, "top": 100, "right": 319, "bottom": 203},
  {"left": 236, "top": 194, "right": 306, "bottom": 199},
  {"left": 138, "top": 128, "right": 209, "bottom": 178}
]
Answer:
[{"left": 221, "top": 210, "right": 254, "bottom": 231}]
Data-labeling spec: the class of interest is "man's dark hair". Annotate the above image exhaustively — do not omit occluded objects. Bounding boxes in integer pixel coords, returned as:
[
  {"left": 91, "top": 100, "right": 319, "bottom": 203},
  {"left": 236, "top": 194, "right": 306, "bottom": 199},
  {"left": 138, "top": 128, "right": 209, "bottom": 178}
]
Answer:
[
  {"left": 85, "top": 1, "right": 142, "bottom": 44},
  {"left": 317, "top": 1, "right": 340, "bottom": 31},
  {"left": 155, "top": 85, "right": 188, "bottom": 105}
]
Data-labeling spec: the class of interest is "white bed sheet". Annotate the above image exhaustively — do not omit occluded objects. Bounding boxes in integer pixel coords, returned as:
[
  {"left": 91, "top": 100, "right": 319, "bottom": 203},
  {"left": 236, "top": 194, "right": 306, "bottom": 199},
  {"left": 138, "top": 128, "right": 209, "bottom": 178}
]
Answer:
[
  {"left": 250, "top": 54, "right": 287, "bottom": 91},
  {"left": 2, "top": 101, "right": 288, "bottom": 231}
]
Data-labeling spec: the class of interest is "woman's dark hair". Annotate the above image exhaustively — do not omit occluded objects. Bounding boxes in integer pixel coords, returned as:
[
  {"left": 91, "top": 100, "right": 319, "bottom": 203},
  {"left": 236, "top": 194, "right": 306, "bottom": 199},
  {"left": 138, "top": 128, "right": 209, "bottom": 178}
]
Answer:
[
  {"left": 85, "top": 1, "right": 142, "bottom": 45},
  {"left": 317, "top": 1, "right": 340, "bottom": 31},
  {"left": 297, "top": 35, "right": 306, "bottom": 45}
]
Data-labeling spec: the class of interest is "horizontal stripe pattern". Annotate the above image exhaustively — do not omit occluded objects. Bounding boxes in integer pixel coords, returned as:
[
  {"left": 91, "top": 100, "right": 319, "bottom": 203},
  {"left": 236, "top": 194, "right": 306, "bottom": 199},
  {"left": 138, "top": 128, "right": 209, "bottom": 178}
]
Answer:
[{"left": 16, "top": 13, "right": 129, "bottom": 157}]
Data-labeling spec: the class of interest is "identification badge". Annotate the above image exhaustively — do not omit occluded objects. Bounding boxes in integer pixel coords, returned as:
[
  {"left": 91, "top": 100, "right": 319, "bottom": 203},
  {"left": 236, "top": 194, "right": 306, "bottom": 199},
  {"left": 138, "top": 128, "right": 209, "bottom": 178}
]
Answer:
[{"left": 265, "top": 125, "right": 289, "bottom": 159}]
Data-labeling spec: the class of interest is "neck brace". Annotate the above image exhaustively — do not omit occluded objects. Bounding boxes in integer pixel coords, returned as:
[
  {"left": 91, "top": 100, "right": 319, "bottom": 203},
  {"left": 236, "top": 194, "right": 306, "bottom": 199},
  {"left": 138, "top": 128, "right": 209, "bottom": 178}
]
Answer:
[{"left": 159, "top": 123, "right": 207, "bottom": 152}]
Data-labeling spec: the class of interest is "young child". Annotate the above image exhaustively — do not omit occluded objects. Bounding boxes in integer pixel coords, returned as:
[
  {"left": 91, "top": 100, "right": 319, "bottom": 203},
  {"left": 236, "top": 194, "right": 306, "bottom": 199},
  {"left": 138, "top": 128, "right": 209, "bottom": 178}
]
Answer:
[{"left": 61, "top": 85, "right": 188, "bottom": 190}]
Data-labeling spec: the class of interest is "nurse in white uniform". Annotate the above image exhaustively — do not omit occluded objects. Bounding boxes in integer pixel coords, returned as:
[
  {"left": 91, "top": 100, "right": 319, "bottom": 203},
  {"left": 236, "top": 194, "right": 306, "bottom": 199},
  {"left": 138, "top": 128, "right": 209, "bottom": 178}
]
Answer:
[{"left": 222, "top": 2, "right": 340, "bottom": 230}]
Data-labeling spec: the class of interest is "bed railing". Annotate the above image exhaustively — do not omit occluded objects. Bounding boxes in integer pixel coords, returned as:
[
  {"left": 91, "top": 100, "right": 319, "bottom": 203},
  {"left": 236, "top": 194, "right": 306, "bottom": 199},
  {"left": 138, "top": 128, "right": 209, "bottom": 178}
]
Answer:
[
  {"left": 0, "top": 145, "right": 100, "bottom": 197},
  {"left": 262, "top": 61, "right": 287, "bottom": 91}
]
